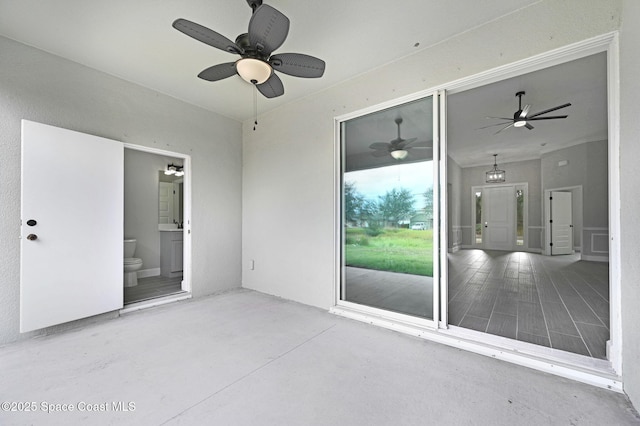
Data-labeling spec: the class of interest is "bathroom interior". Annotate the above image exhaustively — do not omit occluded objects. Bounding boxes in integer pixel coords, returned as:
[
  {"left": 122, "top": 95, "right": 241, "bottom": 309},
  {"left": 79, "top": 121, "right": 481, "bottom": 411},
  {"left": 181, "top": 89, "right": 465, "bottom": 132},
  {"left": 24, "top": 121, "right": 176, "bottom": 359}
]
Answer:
[{"left": 123, "top": 148, "right": 186, "bottom": 304}]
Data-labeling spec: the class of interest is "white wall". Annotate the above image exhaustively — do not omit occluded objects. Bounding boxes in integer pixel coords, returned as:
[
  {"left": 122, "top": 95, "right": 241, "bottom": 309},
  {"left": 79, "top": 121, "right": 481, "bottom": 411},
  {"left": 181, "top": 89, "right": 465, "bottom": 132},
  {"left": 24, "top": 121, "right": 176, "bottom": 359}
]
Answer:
[
  {"left": 0, "top": 35, "right": 243, "bottom": 345},
  {"left": 242, "top": 0, "right": 640, "bottom": 405}
]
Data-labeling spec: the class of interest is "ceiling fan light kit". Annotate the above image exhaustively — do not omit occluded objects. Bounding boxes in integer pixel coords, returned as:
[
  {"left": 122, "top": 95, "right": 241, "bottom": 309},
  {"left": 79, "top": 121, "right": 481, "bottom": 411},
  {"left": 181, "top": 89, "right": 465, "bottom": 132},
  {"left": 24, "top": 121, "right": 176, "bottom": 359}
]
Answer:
[
  {"left": 236, "top": 58, "right": 272, "bottom": 84},
  {"left": 172, "top": 0, "right": 326, "bottom": 99},
  {"left": 481, "top": 90, "right": 571, "bottom": 134},
  {"left": 390, "top": 149, "right": 409, "bottom": 160}
]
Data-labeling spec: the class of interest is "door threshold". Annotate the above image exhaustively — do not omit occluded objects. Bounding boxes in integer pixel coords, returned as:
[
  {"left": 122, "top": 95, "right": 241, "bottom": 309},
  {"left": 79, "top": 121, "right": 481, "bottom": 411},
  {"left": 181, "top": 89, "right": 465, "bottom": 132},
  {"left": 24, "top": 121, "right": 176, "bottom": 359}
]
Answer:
[
  {"left": 120, "top": 292, "right": 191, "bottom": 314},
  {"left": 330, "top": 305, "right": 622, "bottom": 393}
]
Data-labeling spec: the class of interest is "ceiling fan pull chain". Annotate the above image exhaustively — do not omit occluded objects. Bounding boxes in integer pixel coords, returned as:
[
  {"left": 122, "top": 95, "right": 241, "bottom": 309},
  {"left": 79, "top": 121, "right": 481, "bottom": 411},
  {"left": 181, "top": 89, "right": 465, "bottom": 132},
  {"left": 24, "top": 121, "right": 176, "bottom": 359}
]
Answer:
[{"left": 253, "top": 84, "right": 258, "bottom": 131}]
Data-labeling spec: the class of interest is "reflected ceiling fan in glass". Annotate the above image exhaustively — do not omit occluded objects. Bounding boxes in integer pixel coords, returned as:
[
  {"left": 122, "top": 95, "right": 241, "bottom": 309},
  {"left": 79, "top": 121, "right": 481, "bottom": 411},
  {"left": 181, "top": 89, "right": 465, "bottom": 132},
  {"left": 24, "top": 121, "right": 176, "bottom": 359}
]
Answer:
[{"left": 369, "top": 118, "right": 432, "bottom": 160}]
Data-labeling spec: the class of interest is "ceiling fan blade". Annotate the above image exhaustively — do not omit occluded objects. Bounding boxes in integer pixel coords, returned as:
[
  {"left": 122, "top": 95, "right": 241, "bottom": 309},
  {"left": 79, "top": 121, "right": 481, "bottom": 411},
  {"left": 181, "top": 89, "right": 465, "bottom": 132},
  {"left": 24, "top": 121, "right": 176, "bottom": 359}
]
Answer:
[
  {"left": 486, "top": 116, "right": 514, "bottom": 120},
  {"left": 257, "top": 72, "right": 284, "bottom": 98},
  {"left": 249, "top": 4, "right": 290, "bottom": 56},
  {"left": 477, "top": 121, "right": 513, "bottom": 129},
  {"left": 528, "top": 103, "right": 571, "bottom": 118},
  {"left": 495, "top": 123, "right": 515, "bottom": 134},
  {"left": 404, "top": 140, "right": 432, "bottom": 148},
  {"left": 369, "top": 142, "right": 390, "bottom": 150},
  {"left": 396, "top": 138, "right": 417, "bottom": 149},
  {"left": 197, "top": 62, "right": 237, "bottom": 81},
  {"left": 520, "top": 104, "right": 531, "bottom": 118},
  {"left": 525, "top": 123, "right": 534, "bottom": 130},
  {"left": 270, "top": 53, "right": 326, "bottom": 78},
  {"left": 173, "top": 19, "right": 242, "bottom": 54},
  {"left": 371, "top": 150, "right": 390, "bottom": 157},
  {"left": 527, "top": 115, "right": 569, "bottom": 121}
]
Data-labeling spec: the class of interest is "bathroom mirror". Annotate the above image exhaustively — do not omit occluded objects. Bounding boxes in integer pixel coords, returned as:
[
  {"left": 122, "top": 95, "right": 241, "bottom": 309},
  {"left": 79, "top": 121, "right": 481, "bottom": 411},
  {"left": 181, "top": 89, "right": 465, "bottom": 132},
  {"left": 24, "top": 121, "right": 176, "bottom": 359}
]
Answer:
[{"left": 158, "top": 171, "right": 184, "bottom": 227}]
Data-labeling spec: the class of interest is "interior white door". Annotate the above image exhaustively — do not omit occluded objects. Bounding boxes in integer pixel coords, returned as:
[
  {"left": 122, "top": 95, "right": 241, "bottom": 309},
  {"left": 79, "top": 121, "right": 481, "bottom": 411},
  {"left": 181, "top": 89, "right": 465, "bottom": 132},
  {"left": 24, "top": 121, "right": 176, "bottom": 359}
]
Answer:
[
  {"left": 158, "top": 182, "right": 173, "bottom": 224},
  {"left": 483, "top": 186, "right": 515, "bottom": 250},
  {"left": 550, "top": 191, "right": 573, "bottom": 255},
  {"left": 21, "top": 120, "right": 124, "bottom": 332}
]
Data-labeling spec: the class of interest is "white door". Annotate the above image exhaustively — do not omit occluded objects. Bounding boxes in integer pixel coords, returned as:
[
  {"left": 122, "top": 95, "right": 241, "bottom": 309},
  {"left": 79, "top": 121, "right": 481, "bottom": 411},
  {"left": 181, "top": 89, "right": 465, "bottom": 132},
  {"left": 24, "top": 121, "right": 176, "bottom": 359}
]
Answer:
[
  {"left": 21, "top": 120, "right": 124, "bottom": 332},
  {"left": 158, "top": 182, "right": 173, "bottom": 224},
  {"left": 483, "top": 186, "right": 515, "bottom": 251},
  {"left": 550, "top": 191, "right": 573, "bottom": 255}
]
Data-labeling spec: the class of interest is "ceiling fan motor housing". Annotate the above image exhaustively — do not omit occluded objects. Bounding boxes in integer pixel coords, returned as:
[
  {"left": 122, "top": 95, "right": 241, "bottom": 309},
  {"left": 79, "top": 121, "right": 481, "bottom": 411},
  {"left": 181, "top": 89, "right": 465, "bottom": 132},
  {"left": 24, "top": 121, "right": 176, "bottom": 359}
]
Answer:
[{"left": 246, "top": 0, "right": 263, "bottom": 11}]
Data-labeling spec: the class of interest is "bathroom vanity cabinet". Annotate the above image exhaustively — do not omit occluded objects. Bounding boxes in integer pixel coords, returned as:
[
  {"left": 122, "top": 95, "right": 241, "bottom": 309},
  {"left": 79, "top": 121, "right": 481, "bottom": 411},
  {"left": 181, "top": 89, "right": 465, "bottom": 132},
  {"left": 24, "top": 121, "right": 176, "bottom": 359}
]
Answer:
[{"left": 160, "top": 230, "right": 183, "bottom": 278}]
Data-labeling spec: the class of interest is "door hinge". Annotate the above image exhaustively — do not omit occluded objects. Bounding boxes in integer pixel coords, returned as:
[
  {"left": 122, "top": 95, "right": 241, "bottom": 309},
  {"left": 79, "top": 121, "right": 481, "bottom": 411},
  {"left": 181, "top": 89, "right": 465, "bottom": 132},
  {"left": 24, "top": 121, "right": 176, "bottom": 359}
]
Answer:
[
  {"left": 549, "top": 219, "right": 553, "bottom": 223},
  {"left": 550, "top": 242, "right": 554, "bottom": 246}
]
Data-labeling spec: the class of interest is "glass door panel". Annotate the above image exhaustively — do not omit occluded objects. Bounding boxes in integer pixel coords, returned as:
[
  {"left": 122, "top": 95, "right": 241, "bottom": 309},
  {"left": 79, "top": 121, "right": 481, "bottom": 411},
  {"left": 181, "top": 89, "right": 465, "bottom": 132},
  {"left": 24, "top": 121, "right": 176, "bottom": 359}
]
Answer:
[{"left": 340, "top": 97, "right": 436, "bottom": 320}]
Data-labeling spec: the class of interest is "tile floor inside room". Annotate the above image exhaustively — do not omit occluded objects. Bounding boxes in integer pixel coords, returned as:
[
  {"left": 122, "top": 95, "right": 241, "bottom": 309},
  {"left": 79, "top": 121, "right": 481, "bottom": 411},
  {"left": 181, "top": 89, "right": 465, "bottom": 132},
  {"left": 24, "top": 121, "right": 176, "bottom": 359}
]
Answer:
[
  {"left": 448, "top": 250, "right": 609, "bottom": 359},
  {"left": 124, "top": 275, "right": 184, "bottom": 305},
  {"left": 345, "top": 250, "right": 610, "bottom": 359},
  {"left": 0, "top": 289, "right": 636, "bottom": 425}
]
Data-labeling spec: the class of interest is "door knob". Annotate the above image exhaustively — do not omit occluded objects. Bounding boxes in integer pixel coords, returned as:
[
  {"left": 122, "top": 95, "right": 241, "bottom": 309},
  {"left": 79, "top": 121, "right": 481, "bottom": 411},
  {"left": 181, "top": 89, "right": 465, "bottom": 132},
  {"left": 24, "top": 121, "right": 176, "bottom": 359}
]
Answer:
[{"left": 26, "top": 234, "right": 38, "bottom": 241}]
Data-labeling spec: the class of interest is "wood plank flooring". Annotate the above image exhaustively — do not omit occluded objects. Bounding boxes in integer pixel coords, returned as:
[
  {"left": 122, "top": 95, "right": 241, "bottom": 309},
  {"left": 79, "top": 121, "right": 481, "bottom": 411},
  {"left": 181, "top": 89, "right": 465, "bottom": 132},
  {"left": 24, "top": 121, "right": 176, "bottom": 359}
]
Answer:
[
  {"left": 124, "top": 275, "right": 184, "bottom": 304},
  {"left": 448, "top": 250, "right": 610, "bottom": 359}
]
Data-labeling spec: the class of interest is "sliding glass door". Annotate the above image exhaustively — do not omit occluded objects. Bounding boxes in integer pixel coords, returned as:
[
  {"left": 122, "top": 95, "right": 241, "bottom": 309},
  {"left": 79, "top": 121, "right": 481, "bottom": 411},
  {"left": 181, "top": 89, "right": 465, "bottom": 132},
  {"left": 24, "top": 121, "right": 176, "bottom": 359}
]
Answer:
[{"left": 338, "top": 95, "right": 439, "bottom": 322}]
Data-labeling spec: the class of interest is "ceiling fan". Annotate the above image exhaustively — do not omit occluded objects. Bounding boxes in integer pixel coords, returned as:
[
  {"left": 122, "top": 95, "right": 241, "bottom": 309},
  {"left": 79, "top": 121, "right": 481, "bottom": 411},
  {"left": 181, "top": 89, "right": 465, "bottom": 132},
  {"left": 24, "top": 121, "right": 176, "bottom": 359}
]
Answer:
[
  {"left": 369, "top": 118, "right": 431, "bottom": 160},
  {"left": 481, "top": 91, "right": 571, "bottom": 134},
  {"left": 172, "top": 0, "right": 326, "bottom": 99}
]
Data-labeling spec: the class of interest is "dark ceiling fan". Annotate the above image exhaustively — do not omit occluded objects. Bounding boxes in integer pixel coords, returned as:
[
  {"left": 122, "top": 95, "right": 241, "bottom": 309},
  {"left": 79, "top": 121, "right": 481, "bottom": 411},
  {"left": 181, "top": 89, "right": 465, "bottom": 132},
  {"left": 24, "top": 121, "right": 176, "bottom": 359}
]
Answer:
[
  {"left": 369, "top": 118, "right": 432, "bottom": 160},
  {"left": 481, "top": 91, "right": 571, "bottom": 134},
  {"left": 172, "top": 0, "right": 325, "bottom": 98}
]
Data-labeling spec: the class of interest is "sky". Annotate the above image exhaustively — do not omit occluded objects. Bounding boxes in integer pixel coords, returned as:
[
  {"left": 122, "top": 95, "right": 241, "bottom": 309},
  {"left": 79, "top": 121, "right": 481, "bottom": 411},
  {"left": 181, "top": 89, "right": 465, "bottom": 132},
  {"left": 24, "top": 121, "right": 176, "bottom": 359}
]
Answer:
[{"left": 345, "top": 161, "right": 433, "bottom": 209}]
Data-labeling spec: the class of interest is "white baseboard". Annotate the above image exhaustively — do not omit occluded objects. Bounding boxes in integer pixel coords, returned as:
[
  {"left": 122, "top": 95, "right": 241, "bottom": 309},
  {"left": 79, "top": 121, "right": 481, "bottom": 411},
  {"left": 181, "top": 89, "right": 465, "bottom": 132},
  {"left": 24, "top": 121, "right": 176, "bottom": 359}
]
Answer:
[
  {"left": 137, "top": 268, "right": 160, "bottom": 278},
  {"left": 581, "top": 254, "right": 609, "bottom": 263}
]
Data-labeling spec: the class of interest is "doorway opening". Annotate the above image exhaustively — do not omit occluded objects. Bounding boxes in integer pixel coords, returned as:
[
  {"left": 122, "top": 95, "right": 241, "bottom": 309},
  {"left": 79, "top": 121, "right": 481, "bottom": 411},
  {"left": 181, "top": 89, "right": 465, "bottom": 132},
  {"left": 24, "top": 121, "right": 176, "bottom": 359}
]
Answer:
[
  {"left": 446, "top": 51, "right": 610, "bottom": 360},
  {"left": 123, "top": 145, "right": 192, "bottom": 305}
]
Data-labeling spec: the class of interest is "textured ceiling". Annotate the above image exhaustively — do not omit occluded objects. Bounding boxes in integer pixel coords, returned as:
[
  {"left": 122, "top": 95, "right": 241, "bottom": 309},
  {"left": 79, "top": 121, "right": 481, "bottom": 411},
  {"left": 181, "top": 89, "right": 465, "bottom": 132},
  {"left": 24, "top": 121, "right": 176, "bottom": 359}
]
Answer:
[{"left": 0, "top": 0, "right": 539, "bottom": 122}]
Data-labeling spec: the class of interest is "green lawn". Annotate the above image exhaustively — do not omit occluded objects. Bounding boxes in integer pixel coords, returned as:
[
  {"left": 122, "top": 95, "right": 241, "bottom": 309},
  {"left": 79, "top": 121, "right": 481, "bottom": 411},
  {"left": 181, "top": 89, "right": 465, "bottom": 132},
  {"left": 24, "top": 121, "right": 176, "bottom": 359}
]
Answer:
[{"left": 344, "top": 227, "right": 434, "bottom": 276}]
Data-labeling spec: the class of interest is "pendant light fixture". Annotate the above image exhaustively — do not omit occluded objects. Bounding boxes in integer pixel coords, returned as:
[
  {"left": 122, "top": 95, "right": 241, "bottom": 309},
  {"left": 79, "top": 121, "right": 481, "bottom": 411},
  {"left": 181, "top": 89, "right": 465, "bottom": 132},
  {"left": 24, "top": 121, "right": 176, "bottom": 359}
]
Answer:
[{"left": 486, "top": 154, "right": 506, "bottom": 183}]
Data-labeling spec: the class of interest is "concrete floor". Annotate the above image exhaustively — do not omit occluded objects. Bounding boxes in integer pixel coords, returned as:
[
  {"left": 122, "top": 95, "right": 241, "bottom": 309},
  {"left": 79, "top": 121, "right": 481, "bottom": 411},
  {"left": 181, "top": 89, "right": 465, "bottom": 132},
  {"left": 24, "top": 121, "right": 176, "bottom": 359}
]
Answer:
[{"left": 1, "top": 290, "right": 638, "bottom": 425}]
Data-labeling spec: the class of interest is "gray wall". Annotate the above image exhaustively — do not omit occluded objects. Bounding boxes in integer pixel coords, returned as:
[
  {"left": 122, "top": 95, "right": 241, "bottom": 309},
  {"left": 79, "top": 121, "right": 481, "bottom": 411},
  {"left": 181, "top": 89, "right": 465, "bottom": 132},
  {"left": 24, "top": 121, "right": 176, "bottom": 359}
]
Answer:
[
  {"left": 124, "top": 149, "right": 182, "bottom": 271},
  {"left": 620, "top": 0, "right": 640, "bottom": 407},
  {"left": 0, "top": 35, "right": 243, "bottom": 345},
  {"left": 242, "top": 0, "right": 640, "bottom": 407},
  {"left": 460, "top": 159, "right": 542, "bottom": 250}
]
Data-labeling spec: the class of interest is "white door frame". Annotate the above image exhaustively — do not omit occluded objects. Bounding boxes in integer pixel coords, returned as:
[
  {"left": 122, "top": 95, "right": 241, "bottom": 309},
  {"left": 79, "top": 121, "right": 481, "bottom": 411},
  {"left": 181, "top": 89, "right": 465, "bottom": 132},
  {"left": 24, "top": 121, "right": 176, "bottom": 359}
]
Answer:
[
  {"left": 441, "top": 32, "right": 621, "bottom": 377},
  {"left": 332, "top": 32, "right": 622, "bottom": 387},
  {"left": 123, "top": 143, "right": 192, "bottom": 295},
  {"left": 333, "top": 90, "right": 441, "bottom": 330}
]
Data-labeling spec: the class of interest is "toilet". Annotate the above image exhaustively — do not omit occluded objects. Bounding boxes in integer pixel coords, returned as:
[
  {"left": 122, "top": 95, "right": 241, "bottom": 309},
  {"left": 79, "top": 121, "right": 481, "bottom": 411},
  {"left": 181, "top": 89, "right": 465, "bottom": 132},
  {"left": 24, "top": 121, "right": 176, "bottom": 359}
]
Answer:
[{"left": 124, "top": 238, "right": 143, "bottom": 287}]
